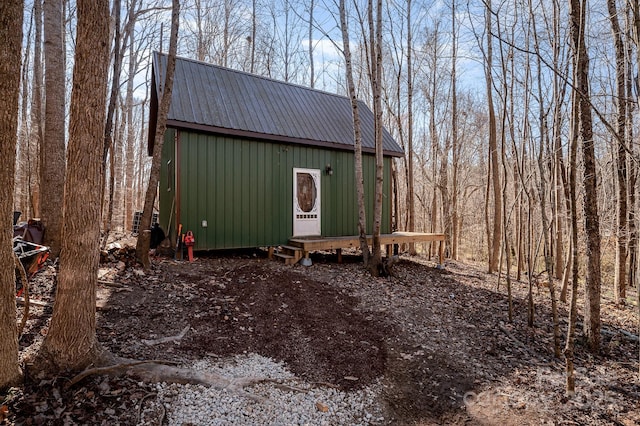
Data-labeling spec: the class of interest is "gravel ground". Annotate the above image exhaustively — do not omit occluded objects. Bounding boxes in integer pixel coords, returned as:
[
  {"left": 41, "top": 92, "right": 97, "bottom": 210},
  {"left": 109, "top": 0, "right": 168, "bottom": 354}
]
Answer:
[{"left": 142, "top": 353, "right": 385, "bottom": 426}]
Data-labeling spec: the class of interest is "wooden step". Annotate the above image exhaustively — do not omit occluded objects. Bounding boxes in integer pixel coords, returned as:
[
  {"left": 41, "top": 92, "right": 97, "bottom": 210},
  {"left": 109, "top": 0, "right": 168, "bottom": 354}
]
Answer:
[
  {"left": 280, "top": 245, "right": 303, "bottom": 262},
  {"left": 273, "top": 252, "right": 298, "bottom": 265},
  {"left": 281, "top": 245, "right": 302, "bottom": 252}
]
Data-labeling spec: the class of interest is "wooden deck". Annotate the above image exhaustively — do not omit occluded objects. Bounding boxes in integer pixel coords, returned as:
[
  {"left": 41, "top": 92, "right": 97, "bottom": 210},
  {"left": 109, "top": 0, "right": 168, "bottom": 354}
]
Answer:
[{"left": 287, "top": 232, "right": 446, "bottom": 266}]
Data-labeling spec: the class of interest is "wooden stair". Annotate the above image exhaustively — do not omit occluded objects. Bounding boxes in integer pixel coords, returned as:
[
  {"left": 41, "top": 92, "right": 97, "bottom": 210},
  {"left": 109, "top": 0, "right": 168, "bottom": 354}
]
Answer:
[{"left": 273, "top": 245, "right": 303, "bottom": 265}]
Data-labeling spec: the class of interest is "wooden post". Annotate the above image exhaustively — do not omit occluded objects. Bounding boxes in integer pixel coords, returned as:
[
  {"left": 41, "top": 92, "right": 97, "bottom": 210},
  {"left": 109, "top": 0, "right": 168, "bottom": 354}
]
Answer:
[
  {"left": 336, "top": 248, "right": 343, "bottom": 263},
  {"left": 438, "top": 240, "right": 444, "bottom": 267},
  {"left": 267, "top": 247, "right": 274, "bottom": 259}
]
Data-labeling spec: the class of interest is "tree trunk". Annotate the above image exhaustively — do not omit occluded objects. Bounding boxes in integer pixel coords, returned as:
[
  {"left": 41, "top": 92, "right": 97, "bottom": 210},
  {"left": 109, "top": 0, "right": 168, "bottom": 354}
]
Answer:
[
  {"left": 18, "top": 17, "right": 33, "bottom": 220},
  {"left": 569, "top": 0, "right": 601, "bottom": 353},
  {"left": 251, "top": 0, "right": 256, "bottom": 73},
  {"left": 608, "top": 0, "right": 628, "bottom": 305},
  {"left": 485, "top": 0, "right": 501, "bottom": 274},
  {"left": 628, "top": 0, "right": 638, "bottom": 293},
  {"left": 368, "top": 0, "right": 385, "bottom": 276},
  {"left": 37, "top": 0, "right": 111, "bottom": 373},
  {"left": 124, "top": 0, "right": 139, "bottom": 233},
  {"left": 135, "top": 0, "right": 180, "bottom": 268},
  {"left": 308, "top": 0, "right": 314, "bottom": 88},
  {"left": 565, "top": 89, "right": 580, "bottom": 395},
  {"left": 529, "top": 0, "right": 560, "bottom": 357},
  {"left": 101, "top": 0, "right": 123, "bottom": 248},
  {"left": 339, "top": 0, "right": 371, "bottom": 265},
  {"left": 552, "top": 0, "right": 567, "bottom": 281},
  {"left": 0, "top": 0, "right": 24, "bottom": 389},
  {"left": 406, "top": 0, "right": 416, "bottom": 255},
  {"left": 41, "top": 0, "right": 66, "bottom": 258},
  {"left": 450, "top": 0, "right": 459, "bottom": 260},
  {"left": 31, "top": 0, "right": 44, "bottom": 218}
]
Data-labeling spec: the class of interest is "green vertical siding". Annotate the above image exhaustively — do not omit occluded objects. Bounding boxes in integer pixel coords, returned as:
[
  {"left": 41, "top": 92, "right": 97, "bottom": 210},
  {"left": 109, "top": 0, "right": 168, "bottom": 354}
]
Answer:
[{"left": 171, "top": 130, "right": 393, "bottom": 250}]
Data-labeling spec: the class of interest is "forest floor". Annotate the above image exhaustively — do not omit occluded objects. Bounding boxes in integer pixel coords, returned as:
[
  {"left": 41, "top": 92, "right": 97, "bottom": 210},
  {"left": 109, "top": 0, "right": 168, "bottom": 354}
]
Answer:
[{"left": 3, "top": 242, "right": 640, "bottom": 425}]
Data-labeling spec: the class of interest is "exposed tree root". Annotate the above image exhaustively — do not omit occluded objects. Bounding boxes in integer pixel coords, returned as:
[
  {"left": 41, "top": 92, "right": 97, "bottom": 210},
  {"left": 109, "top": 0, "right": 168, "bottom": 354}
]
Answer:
[
  {"left": 65, "top": 360, "right": 177, "bottom": 388},
  {"left": 66, "top": 354, "right": 315, "bottom": 403}
]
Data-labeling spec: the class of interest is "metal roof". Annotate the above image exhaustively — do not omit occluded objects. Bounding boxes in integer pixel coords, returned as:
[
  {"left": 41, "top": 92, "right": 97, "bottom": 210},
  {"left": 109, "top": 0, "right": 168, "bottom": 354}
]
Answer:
[{"left": 149, "top": 52, "right": 404, "bottom": 157}]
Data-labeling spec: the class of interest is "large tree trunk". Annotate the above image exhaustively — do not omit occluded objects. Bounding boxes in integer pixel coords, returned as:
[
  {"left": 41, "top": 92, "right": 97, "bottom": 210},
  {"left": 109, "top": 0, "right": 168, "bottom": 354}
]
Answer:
[
  {"left": 135, "top": 0, "right": 180, "bottom": 268},
  {"left": 339, "top": 0, "right": 371, "bottom": 265},
  {"left": 37, "top": 0, "right": 111, "bottom": 372},
  {"left": 569, "top": 0, "right": 602, "bottom": 353},
  {"left": 41, "top": 0, "right": 66, "bottom": 258},
  {"left": 0, "top": 0, "right": 24, "bottom": 389}
]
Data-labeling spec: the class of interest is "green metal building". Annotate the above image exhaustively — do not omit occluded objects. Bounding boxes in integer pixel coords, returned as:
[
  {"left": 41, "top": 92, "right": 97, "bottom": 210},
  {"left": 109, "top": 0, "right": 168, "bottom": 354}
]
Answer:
[{"left": 149, "top": 53, "right": 404, "bottom": 251}]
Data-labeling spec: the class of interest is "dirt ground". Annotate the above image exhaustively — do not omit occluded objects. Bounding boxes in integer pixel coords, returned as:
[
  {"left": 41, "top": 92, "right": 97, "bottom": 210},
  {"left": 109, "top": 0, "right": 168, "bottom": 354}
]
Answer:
[{"left": 4, "top": 246, "right": 640, "bottom": 425}]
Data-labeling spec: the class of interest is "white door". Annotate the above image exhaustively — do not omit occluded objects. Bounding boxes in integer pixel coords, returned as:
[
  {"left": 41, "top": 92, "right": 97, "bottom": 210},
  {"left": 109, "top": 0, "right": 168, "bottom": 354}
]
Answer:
[{"left": 293, "top": 168, "right": 321, "bottom": 236}]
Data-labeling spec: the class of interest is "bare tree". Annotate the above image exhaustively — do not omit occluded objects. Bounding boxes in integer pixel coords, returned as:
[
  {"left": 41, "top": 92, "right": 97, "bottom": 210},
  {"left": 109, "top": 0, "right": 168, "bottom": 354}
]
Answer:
[
  {"left": 36, "top": 0, "right": 111, "bottom": 372},
  {"left": 135, "top": 0, "right": 180, "bottom": 268},
  {"left": 124, "top": 0, "right": 141, "bottom": 233},
  {"left": 608, "top": 0, "right": 629, "bottom": 306},
  {"left": 626, "top": 6, "right": 638, "bottom": 298},
  {"left": 407, "top": 0, "right": 416, "bottom": 255},
  {"left": 368, "top": 0, "right": 385, "bottom": 276},
  {"left": 31, "top": 0, "right": 44, "bottom": 218},
  {"left": 569, "top": 0, "right": 601, "bottom": 353},
  {"left": 450, "top": 0, "right": 460, "bottom": 260},
  {"left": 308, "top": 0, "right": 315, "bottom": 87},
  {"left": 41, "top": 0, "right": 66, "bottom": 257},
  {"left": 565, "top": 89, "right": 580, "bottom": 395},
  {"left": 0, "top": 0, "right": 24, "bottom": 390},
  {"left": 17, "top": 7, "right": 34, "bottom": 220},
  {"left": 251, "top": 0, "right": 256, "bottom": 72},
  {"left": 529, "top": 0, "right": 560, "bottom": 357},
  {"left": 485, "top": 0, "right": 501, "bottom": 274},
  {"left": 339, "top": 0, "right": 371, "bottom": 266},
  {"left": 102, "top": 0, "right": 124, "bottom": 247}
]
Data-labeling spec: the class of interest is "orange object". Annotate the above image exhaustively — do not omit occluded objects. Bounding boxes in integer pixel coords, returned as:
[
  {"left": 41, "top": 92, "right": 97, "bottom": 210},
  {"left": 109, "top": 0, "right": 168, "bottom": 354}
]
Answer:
[{"left": 184, "top": 230, "right": 195, "bottom": 262}]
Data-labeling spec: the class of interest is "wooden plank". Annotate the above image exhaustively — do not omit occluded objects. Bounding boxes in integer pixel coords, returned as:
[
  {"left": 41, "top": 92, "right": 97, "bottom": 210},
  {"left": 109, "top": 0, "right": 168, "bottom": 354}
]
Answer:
[{"left": 289, "top": 232, "right": 446, "bottom": 252}]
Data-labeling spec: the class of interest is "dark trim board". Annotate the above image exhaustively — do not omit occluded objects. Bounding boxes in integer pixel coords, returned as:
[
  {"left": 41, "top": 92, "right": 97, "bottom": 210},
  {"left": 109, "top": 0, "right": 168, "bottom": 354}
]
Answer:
[{"left": 166, "top": 119, "right": 405, "bottom": 158}]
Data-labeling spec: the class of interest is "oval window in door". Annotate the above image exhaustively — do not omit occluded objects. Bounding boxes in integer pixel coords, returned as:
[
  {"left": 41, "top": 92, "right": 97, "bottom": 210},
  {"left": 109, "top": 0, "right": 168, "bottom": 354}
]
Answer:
[{"left": 296, "top": 172, "right": 317, "bottom": 212}]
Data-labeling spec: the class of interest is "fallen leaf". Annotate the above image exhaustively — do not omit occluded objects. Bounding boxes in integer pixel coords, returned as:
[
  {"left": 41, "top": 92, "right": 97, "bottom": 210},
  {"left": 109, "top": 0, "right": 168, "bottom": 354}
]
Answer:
[
  {"left": 0, "top": 405, "right": 9, "bottom": 421},
  {"left": 315, "top": 402, "right": 329, "bottom": 412}
]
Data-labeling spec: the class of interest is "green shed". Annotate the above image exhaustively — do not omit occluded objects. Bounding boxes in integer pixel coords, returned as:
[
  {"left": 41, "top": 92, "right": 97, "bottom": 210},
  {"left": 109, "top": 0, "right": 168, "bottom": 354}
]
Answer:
[{"left": 148, "top": 53, "right": 404, "bottom": 251}]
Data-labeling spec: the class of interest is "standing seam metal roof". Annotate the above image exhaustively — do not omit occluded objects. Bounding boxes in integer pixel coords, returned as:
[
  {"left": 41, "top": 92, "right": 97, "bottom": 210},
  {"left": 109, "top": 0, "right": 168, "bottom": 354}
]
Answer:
[{"left": 150, "top": 52, "right": 404, "bottom": 156}]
